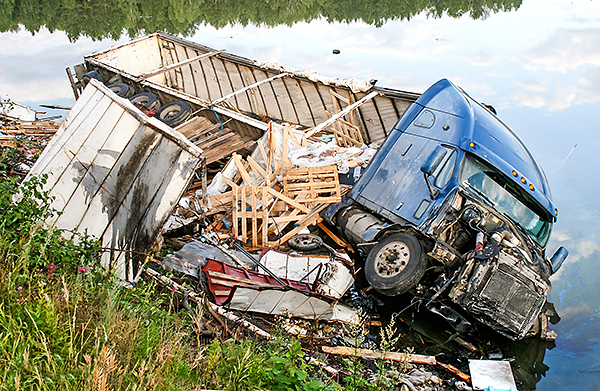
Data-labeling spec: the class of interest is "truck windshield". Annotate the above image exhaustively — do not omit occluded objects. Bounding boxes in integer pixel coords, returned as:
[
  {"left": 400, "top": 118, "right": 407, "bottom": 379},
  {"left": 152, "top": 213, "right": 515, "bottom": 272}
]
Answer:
[{"left": 459, "top": 155, "right": 552, "bottom": 248}]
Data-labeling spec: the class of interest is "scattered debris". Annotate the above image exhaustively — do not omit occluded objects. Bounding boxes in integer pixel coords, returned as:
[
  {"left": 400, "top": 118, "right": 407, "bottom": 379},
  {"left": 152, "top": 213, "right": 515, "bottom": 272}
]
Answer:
[{"left": 0, "top": 100, "right": 37, "bottom": 122}]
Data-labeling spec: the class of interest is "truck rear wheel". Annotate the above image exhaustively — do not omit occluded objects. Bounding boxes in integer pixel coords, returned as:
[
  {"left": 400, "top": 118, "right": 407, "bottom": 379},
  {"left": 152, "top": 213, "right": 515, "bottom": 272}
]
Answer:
[{"left": 365, "top": 232, "right": 426, "bottom": 296}]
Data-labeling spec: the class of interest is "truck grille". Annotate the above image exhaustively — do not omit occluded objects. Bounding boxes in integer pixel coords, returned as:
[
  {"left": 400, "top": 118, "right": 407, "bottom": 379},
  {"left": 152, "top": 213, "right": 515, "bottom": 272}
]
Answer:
[{"left": 463, "top": 256, "right": 546, "bottom": 339}]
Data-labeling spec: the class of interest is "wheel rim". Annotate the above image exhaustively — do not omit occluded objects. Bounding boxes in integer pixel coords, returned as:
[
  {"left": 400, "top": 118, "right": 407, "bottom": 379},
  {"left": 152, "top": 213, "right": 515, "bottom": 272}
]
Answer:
[
  {"left": 162, "top": 107, "right": 181, "bottom": 120},
  {"left": 373, "top": 241, "right": 410, "bottom": 278},
  {"left": 296, "top": 234, "right": 318, "bottom": 246}
]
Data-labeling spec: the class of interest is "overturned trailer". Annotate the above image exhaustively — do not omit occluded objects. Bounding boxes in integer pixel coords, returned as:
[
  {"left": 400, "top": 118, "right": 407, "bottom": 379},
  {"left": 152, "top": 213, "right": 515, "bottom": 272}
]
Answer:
[{"left": 67, "top": 32, "right": 420, "bottom": 147}]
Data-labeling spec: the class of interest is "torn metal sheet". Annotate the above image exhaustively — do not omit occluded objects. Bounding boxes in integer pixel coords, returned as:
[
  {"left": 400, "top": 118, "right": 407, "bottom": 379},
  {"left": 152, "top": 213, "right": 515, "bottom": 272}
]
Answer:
[
  {"left": 75, "top": 32, "right": 420, "bottom": 144},
  {"left": 202, "top": 258, "right": 315, "bottom": 305},
  {"left": 469, "top": 360, "right": 517, "bottom": 391},
  {"left": 162, "top": 241, "right": 243, "bottom": 278},
  {"left": 25, "top": 79, "right": 203, "bottom": 281},
  {"left": 260, "top": 249, "right": 354, "bottom": 299},
  {"left": 1, "top": 100, "right": 36, "bottom": 121},
  {"left": 227, "top": 286, "right": 358, "bottom": 323},
  {"left": 202, "top": 258, "right": 358, "bottom": 323}
]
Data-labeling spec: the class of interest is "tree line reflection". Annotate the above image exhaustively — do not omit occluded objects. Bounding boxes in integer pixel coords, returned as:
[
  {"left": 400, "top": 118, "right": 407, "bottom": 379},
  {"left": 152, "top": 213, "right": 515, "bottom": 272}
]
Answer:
[{"left": 0, "top": 0, "right": 522, "bottom": 41}]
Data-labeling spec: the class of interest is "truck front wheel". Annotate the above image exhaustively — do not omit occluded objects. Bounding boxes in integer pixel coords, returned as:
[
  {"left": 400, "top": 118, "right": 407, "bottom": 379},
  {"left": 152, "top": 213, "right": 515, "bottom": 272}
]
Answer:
[{"left": 365, "top": 232, "right": 427, "bottom": 296}]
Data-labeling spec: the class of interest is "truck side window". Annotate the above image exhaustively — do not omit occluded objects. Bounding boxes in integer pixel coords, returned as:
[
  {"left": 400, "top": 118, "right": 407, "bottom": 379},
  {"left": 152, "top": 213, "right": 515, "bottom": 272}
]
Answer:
[{"left": 434, "top": 150, "right": 457, "bottom": 188}]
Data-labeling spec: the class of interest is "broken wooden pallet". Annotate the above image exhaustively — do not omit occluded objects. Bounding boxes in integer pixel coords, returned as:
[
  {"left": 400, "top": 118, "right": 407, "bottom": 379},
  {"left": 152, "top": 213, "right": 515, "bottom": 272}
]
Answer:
[{"left": 282, "top": 165, "right": 341, "bottom": 207}]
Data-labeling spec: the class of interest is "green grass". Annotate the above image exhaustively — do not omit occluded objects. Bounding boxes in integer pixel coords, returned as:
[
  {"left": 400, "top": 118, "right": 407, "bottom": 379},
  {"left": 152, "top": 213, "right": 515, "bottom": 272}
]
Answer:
[{"left": 0, "top": 174, "right": 342, "bottom": 391}]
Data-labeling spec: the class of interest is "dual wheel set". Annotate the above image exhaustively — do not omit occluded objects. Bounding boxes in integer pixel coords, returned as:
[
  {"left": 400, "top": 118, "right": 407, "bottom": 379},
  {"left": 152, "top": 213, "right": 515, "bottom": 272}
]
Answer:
[{"left": 82, "top": 71, "right": 192, "bottom": 127}]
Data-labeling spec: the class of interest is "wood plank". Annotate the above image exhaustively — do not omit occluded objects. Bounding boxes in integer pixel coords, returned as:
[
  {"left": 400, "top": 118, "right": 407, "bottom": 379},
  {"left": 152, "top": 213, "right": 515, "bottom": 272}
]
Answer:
[
  {"left": 304, "top": 91, "right": 378, "bottom": 139},
  {"left": 212, "top": 72, "right": 288, "bottom": 105},
  {"left": 282, "top": 165, "right": 341, "bottom": 206},
  {"left": 317, "top": 222, "right": 350, "bottom": 249},
  {"left": 321, "top": 346, "right": 437, "bottom": 366},
  {"left": 232, "top": 153, "right": 253, "bottom": 185},
  {"left": 272, "top": 203, "right": 329, "bottom": 246},
  {"left": 173, "top": 116, "right": 214, "bottom": 138},
  {"left": 267, "top": 187, "right": 311, "bottom": 214}
]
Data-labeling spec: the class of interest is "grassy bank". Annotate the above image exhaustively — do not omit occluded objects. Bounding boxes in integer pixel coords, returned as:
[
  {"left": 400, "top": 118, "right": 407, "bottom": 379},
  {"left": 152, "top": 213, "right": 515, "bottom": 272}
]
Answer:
[{"left": 0, "top": 172, "right": 345, "bottom": 390}]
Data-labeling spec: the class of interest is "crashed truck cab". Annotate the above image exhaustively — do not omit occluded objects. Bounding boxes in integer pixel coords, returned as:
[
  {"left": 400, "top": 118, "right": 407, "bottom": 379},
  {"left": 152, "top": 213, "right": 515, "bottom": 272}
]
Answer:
[{"left": 323, "top": 79, "right": 568, "bottom": 340}]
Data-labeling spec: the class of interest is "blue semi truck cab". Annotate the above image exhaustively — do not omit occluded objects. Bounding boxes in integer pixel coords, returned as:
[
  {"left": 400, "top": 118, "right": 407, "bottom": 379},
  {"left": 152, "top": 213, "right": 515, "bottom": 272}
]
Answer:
[{"left": 324, "top": 79, "right": 568, "bottom": 340}]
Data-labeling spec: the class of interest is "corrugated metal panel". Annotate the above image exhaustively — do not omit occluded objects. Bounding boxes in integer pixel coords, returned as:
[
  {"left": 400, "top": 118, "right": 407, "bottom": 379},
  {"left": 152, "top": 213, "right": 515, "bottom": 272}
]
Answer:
[{"left": 26, "top": 79, "right": 203, "bottom": 281}]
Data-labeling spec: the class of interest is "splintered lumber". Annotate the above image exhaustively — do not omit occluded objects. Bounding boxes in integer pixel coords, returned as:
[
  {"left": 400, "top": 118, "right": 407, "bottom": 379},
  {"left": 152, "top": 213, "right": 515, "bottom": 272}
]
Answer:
[
  {"left": 321, "top": 346, "right": 471, "bottom": 382},
  {"left": 3, "top": 121, "right": 61, "bottom": 136},
  {"left": 0, "top": 135, "right": 16, "bottom": 148},
  {"left": 282, "top": 165, "right": 341, "bottom": 207},
  {"left": 174, "top": 116, "right": 214, "bottom": 138},
  {"left": 322, "top": 346, "right": 436, "bottom": 365},
  {"left": 317, "top": 221, "right": 351, "bottom": 249},
  {"left": 272, "top": 203, "right": 330, "bottom": 247},
  {"left": 175, "top": 118, "right": 256, "bottom": 164},
  {"left": 328, "top": 90, "right": 365, "bottom": 147},
  {"left": 304, "top": 90, "right": 378, "bottom": 139}
]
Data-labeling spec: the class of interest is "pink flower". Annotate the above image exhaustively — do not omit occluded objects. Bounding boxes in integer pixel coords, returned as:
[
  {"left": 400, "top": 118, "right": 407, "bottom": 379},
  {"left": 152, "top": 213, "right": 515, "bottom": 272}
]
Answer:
[
  {"left": 17, "top": 286, "right": 22, "bottom": 291},
  {"left": 46, "top": 263, "right": 57, "bottom": 273},
  {"left": 78, "top": 267, "right": 88, "bottom": 274}
]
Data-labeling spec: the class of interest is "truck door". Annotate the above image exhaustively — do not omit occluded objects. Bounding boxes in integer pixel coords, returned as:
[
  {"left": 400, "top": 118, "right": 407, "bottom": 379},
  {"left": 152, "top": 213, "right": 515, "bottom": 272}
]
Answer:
[{"left": 352, "top": 110, "right": 457, "bottom": 226}]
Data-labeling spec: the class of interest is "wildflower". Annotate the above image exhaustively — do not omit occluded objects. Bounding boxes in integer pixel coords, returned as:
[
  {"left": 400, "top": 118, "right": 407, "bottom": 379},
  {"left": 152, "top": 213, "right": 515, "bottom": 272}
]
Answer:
[
  {"left": 17, "top": 286, "right": 22, "bottom": 291},
  {"left": 78, "top": 267, "right": 88, "bottom": 274},
  {"left": 46, "top": 263, "right": 57, "bottom": 273},
  {"left": 17, "top": 299, "right": 23, "bottom": 303}
]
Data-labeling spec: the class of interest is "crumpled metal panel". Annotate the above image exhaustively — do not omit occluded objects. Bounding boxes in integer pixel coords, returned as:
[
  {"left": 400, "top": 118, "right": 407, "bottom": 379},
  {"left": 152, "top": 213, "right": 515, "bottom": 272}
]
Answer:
[{"left": 227, "top": 286, "right": 358, "bottom": 323}]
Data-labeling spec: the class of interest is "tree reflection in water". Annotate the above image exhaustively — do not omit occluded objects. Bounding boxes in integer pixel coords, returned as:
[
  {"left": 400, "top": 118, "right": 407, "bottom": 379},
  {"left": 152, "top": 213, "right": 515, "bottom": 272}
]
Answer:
[{"left": 0, "top": 0, "right": 521, "bottom": 41}]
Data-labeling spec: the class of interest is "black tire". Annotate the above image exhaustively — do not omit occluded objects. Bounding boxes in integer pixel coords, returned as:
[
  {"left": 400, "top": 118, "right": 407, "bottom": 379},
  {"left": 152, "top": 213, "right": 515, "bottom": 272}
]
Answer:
[
  {"left": 129, "top": 92, "right": 161, "bottom": 110},
  {"left": 107, "top": 83, "right": 134, "bottom": 99},
  {"left": 288, "top": 233, "right": 323, "bottom": 251},
  {"left": 156, "top": 101, "right": 192, "bottom": 127},
  {"left": 364, "top": 232, "right": 426, "bottom": 296},
  {"left": 82, "top": 71, "right": 103, "bottom": 85}
]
